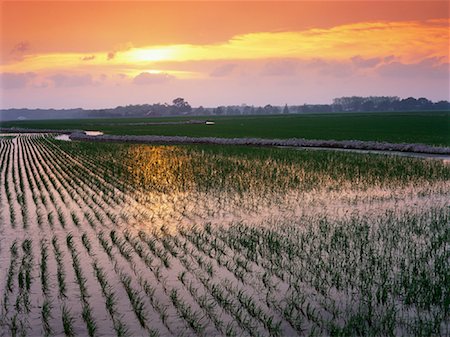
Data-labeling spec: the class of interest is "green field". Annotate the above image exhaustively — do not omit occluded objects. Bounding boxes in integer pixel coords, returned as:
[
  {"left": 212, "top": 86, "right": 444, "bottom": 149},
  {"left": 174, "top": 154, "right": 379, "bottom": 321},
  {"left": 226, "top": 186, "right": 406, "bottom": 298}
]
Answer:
[{"left": 2, "top": 111, "right": 449, "bottom": 146}]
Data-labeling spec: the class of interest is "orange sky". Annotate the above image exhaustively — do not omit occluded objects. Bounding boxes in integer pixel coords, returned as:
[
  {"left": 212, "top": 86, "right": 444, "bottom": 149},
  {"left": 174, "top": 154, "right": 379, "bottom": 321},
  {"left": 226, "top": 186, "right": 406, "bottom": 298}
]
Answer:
[{"left": 1, "top": 1, "right": 449, "bottom": 108}]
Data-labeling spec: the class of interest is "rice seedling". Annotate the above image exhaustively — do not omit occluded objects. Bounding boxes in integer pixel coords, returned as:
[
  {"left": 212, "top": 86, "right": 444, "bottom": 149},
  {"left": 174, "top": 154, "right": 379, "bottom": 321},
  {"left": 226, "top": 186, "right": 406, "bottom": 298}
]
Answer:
[
  {"left": 41, "top": 299, "right": 53, "bottom": 337},
  {"left": 169, "top": 288, "right": 205, "bottom": 335},
  {"left": 61, "top": 304, "right": 75, "bottom": 337},
  {"left": 119, "top": 271, "right": 147, "bottom": 329},
  {"left": 39, "top": 240, "right": 49, "bottom": 295},
  {"left": 81, "top": 233, "right": 92, "bottom": 254},
  {"left": 51, "top": 236, "right": 67, "bottom": 298}
]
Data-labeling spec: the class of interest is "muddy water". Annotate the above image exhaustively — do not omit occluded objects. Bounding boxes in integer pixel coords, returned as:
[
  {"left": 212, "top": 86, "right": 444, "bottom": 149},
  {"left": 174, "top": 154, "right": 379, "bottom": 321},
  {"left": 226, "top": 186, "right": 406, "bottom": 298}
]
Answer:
[{"left": 54, "top": 134, "right": 71, "bottom": 141}]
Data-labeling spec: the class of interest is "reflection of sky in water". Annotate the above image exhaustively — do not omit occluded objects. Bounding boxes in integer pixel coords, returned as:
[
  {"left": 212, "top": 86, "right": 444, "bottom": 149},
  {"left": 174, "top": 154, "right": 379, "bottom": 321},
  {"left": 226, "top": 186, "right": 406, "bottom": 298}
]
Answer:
[{"left": 125, "top": 146, "right": 193, "bottom": 193}]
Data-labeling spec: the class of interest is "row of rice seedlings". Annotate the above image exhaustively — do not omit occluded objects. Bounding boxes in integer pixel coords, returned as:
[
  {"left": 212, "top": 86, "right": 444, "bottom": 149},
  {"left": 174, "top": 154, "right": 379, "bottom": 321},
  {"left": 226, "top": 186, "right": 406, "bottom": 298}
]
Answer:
[
  {"left": 4, "top": 141, "right": 17, "bottom": 227},
  {"left": 20, "top": 137, "right": 47, "bottom": 229},
  {"left": 138, "top": 276, "right": 170, "bottom": 333},
  {"left": 16, "top": 239, "right": 33, "bottom": 314},
  {"left": 169, "top": 288, "right": 206, "bottom": 336},
  {"left": 11, "top": 139, "right": 27, "bottom": 228},
  {"left": 1, "top": 240, "right": 19, "bottom": 325},
  {"left": 16, "top": 137, "right": 32, "bottom": 229},
  {"left": 0, "top": 140, "right": 13, "bottom": 227},
  {"left": 5, "top": 239, "right": 33, "bottom": 337},
  {"left": 109, "top": 230, "right": 175, "bottom": 336},
  {"left": 46, "top": 138, "right": 133, "bottom": 202},
  {"left": 44, "top": 137, "right": 149, "bottom": 223},
  {"left": 173, "top": 227, "right": 305, "bottom": 336},
  {"left": 95, "top": 228, "right": 166, "bottom": 336},
  {"left": 26, "top": 137, "right": 110, "bottom": 233},
  {"left": 61, "top": 303, "right": 75, "bottom": 337},
  {"left": 180, "top": 228, "right": 234, "bottom": 277},
  {"left": 212, "top": 222, "right": 345, "bottom": 333},
  {"left": 138, "top": 231, "right": 171, "bottom": 268},
  {"left": 118, "top": 272, "right": 147, "bottom": 330},
  {"left": 39, "top": 239, "right": 53, "bottom": 337},
  {"left": 92, "top": 260, "right": 130, "bottom": 337},
  {"left": 21, "top": 138, "right": 63, "bottom": 231},
  {"left": 172, "top": 244, "right": 260, "bottom": 336},
  {"left": 114, "top": 228, "right": 221, "bottom": 337},
  {"left": 0, "top": 141, "right": 7, "bottom": 224},
  {"left": 139, "top": 224, "right": 275, "bottom": 334},
  {"left": 66, "top": 234, "right": 97, "bottom": 337},
  {"left": 51, "top": 237, "right": 66, "bottom": 299},
  {"left": 121, "top": 232, "right": 182, "bottom": 334},
  {"left": 178, "top": 226, "right": 268, "bottom": 299},
  {"left": 222, "top": 279, "right": 283, "bottom": 337},
  {"left": 178, "top": 272, "right": 237, "bottom": 337},
  {"left": 223, "top": 211, "right": 450, "bottom": 335},
  {"left": 122, "top": 230, "right": 154, "bottom": 269},
  {"left": 80, "top": 230, "right": 130, "bottom": 337},
  {"left": 36, "top": 138, "right": 109, "bottom": 200},
  {"left": 33, "top": 138, "right": 119, "bottom": 227}
]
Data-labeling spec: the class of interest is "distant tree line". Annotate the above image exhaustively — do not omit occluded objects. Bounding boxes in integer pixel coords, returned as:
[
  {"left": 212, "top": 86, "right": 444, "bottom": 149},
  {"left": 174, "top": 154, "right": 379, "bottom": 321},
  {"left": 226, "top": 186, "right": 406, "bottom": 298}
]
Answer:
[
  {"left": 1, "top": 96, "right": 449, "bottom": 121},
  {"left": 331, "top": 96, "right": 450, "bottom": 112}
]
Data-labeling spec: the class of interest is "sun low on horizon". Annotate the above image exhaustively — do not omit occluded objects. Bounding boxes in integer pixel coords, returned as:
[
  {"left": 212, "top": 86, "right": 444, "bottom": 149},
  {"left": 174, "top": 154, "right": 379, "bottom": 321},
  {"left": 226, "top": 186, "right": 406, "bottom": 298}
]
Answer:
[{"left": 1, "top": 0, "right": 449, "bottom": 109}]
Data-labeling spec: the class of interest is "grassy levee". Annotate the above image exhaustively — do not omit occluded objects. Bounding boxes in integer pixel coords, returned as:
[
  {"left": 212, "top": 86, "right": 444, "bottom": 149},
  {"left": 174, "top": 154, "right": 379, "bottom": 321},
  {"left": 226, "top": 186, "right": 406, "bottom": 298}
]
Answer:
[{"left": 2, "top": 111, "right": 449, "bottom": 146}]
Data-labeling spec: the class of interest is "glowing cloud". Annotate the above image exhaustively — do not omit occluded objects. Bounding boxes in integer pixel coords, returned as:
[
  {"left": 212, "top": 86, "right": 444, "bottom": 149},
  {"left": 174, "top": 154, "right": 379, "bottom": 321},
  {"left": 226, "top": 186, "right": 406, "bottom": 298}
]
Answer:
[{"left": 1, "top": 19, "right": 448, "bottom": 79}]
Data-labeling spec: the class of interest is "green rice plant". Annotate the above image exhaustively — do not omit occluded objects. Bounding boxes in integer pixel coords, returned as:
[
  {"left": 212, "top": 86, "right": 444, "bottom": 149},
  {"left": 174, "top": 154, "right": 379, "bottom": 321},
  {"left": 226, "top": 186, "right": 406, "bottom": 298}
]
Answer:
[
  {"left": 138, "top": 231, "right": 171, "bottom": 268},
  {"left": 139, "top": 276, "right": 169, "bottom": 331},
  {"left": 40, "top": 240, "right": 49, "bottom": 295},
  {"left": 119, "top": 271, "right": 147, "bottom": 329},
  {"left": 82, "top": 305, "right": 97, "bottom": 337},
  {"left": 57, "top": 207, "right": 66, "bottom": 228},
  {"left": 41, "top": 299, "right": 52, "bottom": 337},
  {"left": 169, "top": 288, "right": 205, "bottom": 335},
  {"left": 6, "top": 241, "right": 19, "bottom": 293},
  {"left": 61, "top": 304, "right": 75, "bottom": 337},
  {"left": 51, "top": 236, "right": 67, "bottom": 298},
  {"left": 110, "top": 230, "right": 133, "bottom": 262},
  {"left": 85, "top": 212, "right": 97, "bottom": 230},
  {"left": 81, "top": 233, "right": 92, "bottom": 254},
  {"left": 97, "top": 231, "right": 113, "bottom": 259},
  {"left": 123, "top": 230, "right": 154, "bottom": 269}
]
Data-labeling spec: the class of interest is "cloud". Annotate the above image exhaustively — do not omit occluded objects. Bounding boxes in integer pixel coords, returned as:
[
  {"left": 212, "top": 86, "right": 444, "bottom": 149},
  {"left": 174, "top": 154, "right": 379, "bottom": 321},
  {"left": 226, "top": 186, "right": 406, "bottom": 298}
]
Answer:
[
  {"left": 261, "top": 59, "right": 298, "bottom": 76},
  {"left": 107, "top": 42, "right": 134, "bottom": 60},
  {"left": 210, "top": 64, "right": 237, "bottom": 77},
  {"left": 81, "top": 55, "right": 96, "bottom": 61},
  {"left": 351, "top": 56, "right": 382, "bottom": 68},
  {"left": 10, "top": 41, "right": 31, "bottom": 55},
  {"left": 47, "top": 73, "right": 94, "bottom": 87},
  {"left": 377, "top": 57, "right": 449, "bottom": 79},
  {"left": 0, "top": 72, "right": 36, "bottom": 89},
  {"left": 132, "top": 72, "right": 174, "bottom": 85}
]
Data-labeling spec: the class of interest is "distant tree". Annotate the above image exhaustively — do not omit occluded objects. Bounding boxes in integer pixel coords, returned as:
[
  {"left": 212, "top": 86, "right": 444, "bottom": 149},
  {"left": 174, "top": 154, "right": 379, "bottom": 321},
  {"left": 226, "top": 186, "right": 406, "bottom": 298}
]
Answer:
[
  {"left": 172, "top": 98, "right": 192, "bottom": 113},
  {"left": 283, "top": 104, "right": 289, "bottom": 114},
  {"left": 214, "top": 106, "right": 224, "bottom": 115}
]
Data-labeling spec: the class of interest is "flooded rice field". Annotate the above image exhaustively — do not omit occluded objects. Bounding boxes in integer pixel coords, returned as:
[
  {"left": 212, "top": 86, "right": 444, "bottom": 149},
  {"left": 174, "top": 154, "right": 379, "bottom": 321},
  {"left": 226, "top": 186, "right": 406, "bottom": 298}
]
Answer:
[{"left": 0, "top": 134, "right": 449, "bottom": 337}]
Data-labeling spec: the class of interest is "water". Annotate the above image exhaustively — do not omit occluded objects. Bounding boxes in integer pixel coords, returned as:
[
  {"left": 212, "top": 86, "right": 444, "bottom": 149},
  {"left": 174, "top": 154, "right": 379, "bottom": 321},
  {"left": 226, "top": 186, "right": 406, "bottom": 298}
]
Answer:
[{"left": 55, "top": 134, "right": 71, "bottom": 141}]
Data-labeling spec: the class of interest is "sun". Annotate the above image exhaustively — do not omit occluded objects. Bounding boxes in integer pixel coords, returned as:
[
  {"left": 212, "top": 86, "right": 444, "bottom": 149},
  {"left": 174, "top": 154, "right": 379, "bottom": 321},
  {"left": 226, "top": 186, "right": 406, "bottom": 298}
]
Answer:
[{"left": 123, "top": 47, "right": 177, "bottom": 63}]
